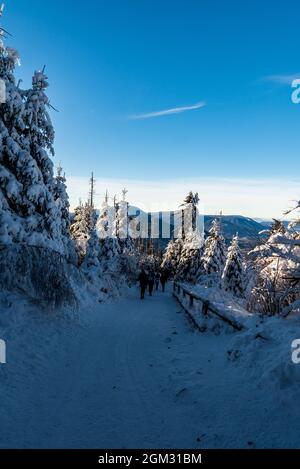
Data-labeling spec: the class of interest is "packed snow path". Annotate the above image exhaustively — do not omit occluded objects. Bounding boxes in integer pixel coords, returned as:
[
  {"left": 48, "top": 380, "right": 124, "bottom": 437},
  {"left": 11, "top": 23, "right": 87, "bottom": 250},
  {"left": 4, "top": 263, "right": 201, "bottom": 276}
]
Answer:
[{"left": 1, "top": 285, "right": 300, "bottom": 448}]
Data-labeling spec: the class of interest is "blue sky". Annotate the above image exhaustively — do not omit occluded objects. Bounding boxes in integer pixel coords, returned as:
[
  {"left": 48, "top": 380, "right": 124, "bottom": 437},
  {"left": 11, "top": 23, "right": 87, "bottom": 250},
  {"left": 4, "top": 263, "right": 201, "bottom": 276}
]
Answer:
[{"left": 4, "top": 0, "right": 300, "bottom": 215}]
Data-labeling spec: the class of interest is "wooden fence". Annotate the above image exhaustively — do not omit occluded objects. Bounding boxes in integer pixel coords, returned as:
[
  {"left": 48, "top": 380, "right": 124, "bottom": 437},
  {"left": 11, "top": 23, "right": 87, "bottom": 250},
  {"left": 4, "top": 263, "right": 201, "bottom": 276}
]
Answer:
[{"left": 173, "top": 281, "right": 244, "bottom": 331}]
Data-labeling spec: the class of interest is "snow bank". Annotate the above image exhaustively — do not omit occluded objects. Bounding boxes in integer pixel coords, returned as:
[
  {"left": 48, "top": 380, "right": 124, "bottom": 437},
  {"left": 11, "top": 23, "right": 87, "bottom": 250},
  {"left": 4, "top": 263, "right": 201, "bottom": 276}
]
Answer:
[
  {"left": 0, "top": 244, "right": 82, "bottom": 307},
  {"left": 174, "top": 280, "right": 300, "bottom": 406}
]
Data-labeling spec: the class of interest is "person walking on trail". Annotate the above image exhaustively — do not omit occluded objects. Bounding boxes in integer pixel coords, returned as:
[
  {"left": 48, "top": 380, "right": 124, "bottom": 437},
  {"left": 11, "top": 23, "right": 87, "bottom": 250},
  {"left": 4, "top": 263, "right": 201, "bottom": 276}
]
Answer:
[
  {"left": 155, "top": 272, "right": 160, "bottom": 291},
  {"left": 160, "top": 271, "right": 168, "bottom": 293},
  {"left": 138, "top": 269, "right": 148, "bottom": 300},
  {"left": 148, "top": 270, "right": 155, "bottom": 296}
]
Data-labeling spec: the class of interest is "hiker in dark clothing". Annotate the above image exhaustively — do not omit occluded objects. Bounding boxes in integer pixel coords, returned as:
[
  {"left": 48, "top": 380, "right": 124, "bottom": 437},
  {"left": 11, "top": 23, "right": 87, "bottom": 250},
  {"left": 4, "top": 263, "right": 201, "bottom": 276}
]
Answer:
[
  {"left": 148, "top": 271, "right": 155, "bottom": 296},
  {"left": 155, "top": 272, "right": 160, "bottom": 291},
  {"left": 160, "top": 271, "right": 168, "bottom": 293},
  {"left": 138, "top": 269, "right": 148, "bottom": 299}
]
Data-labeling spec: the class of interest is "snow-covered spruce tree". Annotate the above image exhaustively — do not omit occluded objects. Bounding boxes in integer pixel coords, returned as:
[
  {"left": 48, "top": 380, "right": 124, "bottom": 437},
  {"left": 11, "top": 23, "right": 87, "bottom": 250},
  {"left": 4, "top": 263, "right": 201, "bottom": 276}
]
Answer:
[
  {"left": 161, "top": 238, "right": 183, "bottom": 276},
  {"left": 23, "top": 69, "right": 71, "bottom": 253},
  {"left": 247, "top": 215, "right": 299, "bottom": 315},
  {"left": 140, "top": 251, "right": 161, "bottom": 272},
  {"left": 0, "top": 30, "right": 38, "bottom": 245},
  {"left": 176, "top": 230, "right": 203, "bottom": 283},
  {"left": 162, "top": 191, "right": 201, "bottom": 279},
  {"left": 112, "top": 192, "right": 138, "bottom": 283},
  {"left": 53, "top": 163, "right": 77, "bottom": 261},
  {"left": 202, "top": 218, "right": 226, "bottom": 277},
  {"left": 113, "top": 191, "right": 135, "bottom": 252},
  {"left": 70, "top": 203, "right": 95, "bottom": 264},
  {"left": 24, "top": 70, "right": 54, "bottom": 176},
  {"left": 0, "top": 18, "right": 78, "bottom": 305},
  {"left": 180, "top": 191, "right": 199, "bottom": 239},
  {"left": 284, "top": 203, "right": 300, "bottom": 289},
  {"left": 54, "top": 164, "right": 70, "bottom": 237},
  {"left": 222, "top": 235, "right": 245, "bottom": 297},
  {"left": 96, "top": 193, "right": 110, "bottom": 240},
  {"left": 0, "top": 27, "right": 71, "bottom": 256},
  {"left": 96, "top": 196, "right": 121, "bottom": 274},
  {"left": 0, "top": 37, "right": 27, "bottom": 244},
  {"left": 82, "top": 227, "right": 101, "bottom": 270},
  {"left": 176, "top": 192, "right": 203, "bottom": 282}
]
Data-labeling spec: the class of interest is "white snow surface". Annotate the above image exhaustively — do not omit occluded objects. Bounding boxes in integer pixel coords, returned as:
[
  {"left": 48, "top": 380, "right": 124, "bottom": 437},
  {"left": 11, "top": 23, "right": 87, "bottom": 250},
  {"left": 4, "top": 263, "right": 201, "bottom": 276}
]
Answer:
[{"left": 1, "top": 285, "right": 300, "bottom": 449}]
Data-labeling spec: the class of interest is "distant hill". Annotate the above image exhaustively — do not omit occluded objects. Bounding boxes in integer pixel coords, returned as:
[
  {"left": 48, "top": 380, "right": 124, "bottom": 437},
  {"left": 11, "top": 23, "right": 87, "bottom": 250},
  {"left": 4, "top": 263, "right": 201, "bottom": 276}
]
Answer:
[
  {"left": 254, "top": 218, "right": 291, "bottom": 229},
  {"left": 128, "top": 208, "right": 269, "bottom": 250},
  {"left": 204, "top": 215, "right": 269, "bottom": 247}
]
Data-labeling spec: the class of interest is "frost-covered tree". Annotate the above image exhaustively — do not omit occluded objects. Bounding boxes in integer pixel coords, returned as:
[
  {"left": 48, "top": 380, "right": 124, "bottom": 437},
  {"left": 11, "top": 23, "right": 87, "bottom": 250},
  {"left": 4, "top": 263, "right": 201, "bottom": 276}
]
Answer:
[
  {"left": 23, "top": 69, "right": 67, "bottom": 250},
  {"left": 202, "top": 218, "right": 226, "bottom": 276},
  {"left": 111, "top": 191, "right": 138, "bottom": 281},
  {"left": 113, "top": 190, "right": 135, "bottom": 251},
  {"left": 248, "top": 212, "right": 300, "bottom": 315},
  {"left": 161, "top": 238, "right": 183, "bottom": 276},
  {"left": 113, "top": 200, "right": 127, "bottom": 240},
  {"left": 163, "top": 191, "right": 202, "bottom": 280},
  {"left": 99, "top": 237, "right": 121, "bottom": 274},
  {"left": 96, "top": 193, "right": 111, "bottom": 240},
  {"left": 0, "top": 32, "right": 33, "bottom": 244},
  {"left": 140, "top": 251, "right": 161, "bottom": 272},
  {"left": 24, "top": 69, "right": 55, "bottom": 170},
  {"left": 180, "top": 191, "right": 199, "bottom": 239},
  {"left": 0, "top": 23, "right": 70, "bottom": 255},
  {"left": 70, "top": 203, "right": 95, "bottom": 263},
  {"left": 176, "top": 192, "right": 203, "bottom": 282},
  {"left": 96, "top": 195, "right": 121, "bottom": 274},
  {"left": 82, "top": 227, "right": 101, "bottom": 270},
  {"left": 222, "top": 235, "right": 245, "bottom": 297},
  {"left": 270, "top": 219, "right": 286, "bottom": 236},
  {"left": 176, "top": 230, "right": 203, "bottom": 283},
  {"left": 284, "top": 202, "right": 300, "bottom": 288},
  {"left": 54, "top": 164, "right": 70, "bottom": 236},
  {"left": 53, "top": 164, "right": 77, "bottom": 261}
]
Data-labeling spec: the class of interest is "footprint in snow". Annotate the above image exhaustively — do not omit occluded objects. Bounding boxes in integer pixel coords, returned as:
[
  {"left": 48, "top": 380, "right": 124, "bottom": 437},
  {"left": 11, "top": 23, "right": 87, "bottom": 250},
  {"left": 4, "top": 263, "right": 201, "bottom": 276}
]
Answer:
[
  {"left": 227, "top": 349, "right": 242, "bottom": 361},
  {"left": 175, "top": 388, "right": 188, "bottom": 398}
]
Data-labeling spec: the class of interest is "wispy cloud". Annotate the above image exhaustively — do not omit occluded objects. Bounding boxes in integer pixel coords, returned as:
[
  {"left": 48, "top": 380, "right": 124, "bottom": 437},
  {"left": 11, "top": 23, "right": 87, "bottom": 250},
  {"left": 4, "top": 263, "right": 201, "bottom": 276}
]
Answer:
[
  {"left": 261, "top": 73, "right": 300, "bottom": 85},
  {"left": 128, "top": 101, "right": 206, "bottom": 120}
]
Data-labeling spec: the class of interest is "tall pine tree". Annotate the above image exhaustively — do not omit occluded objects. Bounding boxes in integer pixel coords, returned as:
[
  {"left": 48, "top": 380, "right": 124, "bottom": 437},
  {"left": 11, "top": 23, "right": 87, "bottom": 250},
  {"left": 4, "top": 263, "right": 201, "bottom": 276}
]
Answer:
[
  {"left": 0, "top": 17, "right": 70, "bottom": 255},
  {"left": 202, "top": 218, "right": 226, "bottom": 276},
  {"left": 96, "top": 193, "right": 121, "bottom": 274},
  {"left": 222, "top": 234, "right": 245, "bottom": 297},
  {"left": 161, "top": 238, "right": 183, "bottom": 276},
  {"left": 70, "top": 203, "right": 95, "bottom": 263}
]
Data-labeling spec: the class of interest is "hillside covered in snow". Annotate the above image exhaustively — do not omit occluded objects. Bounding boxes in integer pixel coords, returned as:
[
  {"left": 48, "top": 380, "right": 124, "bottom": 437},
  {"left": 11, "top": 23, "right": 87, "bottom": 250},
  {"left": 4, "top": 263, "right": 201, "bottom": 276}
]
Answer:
[{"left": 0, "top": 5, "right": 300, "bottom": 454}]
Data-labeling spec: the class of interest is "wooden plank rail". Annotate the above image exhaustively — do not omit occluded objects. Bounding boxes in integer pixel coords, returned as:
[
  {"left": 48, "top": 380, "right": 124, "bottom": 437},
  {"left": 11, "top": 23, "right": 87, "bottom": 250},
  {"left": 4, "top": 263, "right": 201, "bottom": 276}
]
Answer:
[{"left": 173, "top": 281, "right": 244, "bottom": 331}]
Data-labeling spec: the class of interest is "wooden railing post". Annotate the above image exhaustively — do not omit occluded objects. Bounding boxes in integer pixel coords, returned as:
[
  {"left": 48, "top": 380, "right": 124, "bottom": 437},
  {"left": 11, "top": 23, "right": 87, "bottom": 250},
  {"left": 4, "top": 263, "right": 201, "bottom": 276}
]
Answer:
[
  {"left": 189, "top": 294, "right": 194, "bottom": 308},
  {"left": 202, "top": 300, "right": 209, "bottom": 316}
]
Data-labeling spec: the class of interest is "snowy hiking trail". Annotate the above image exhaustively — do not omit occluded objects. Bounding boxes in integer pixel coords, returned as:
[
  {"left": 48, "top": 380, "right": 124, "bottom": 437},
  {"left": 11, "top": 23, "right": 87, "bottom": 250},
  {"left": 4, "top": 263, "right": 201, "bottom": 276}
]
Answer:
[{"left": 2, "top": 286, "right": 300, "bottom": 449}]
